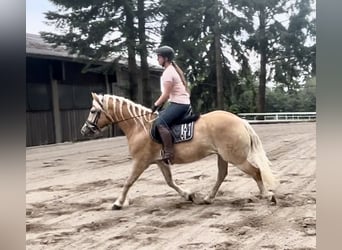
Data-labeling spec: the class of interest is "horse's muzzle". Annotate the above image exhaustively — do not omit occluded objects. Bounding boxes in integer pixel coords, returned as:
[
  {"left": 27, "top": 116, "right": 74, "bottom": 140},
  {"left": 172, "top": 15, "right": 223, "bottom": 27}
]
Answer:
[
  {"left": 81, "top": 123, "right": 91, "bottom": 136},
  {"left": 81, "top": 121, "right": 98, "bottom": 136}
]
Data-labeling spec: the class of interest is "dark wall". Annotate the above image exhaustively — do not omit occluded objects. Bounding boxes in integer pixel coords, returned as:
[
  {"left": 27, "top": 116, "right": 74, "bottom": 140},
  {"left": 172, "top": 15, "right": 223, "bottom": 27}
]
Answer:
[
  {"left": 26, "top": 57, "right": 52, "bottom": 112},
  {"left": 26, "top": 58, "right": 55, "bottom": 146},
  {"left": 26, "top": 56, "right": 157, "bottom": 146},
  {"left": 58, "top": 61, "right": 107, "bottom": 110},
  {"left": 26, "top": 57, "right": 111, "bottom": 146}
]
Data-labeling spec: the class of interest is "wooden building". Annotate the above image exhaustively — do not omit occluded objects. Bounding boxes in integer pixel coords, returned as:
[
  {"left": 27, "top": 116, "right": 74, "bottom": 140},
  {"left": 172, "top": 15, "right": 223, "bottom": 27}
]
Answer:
[{"left": 26, "top": 33, "right": 162, "bottom": 147}]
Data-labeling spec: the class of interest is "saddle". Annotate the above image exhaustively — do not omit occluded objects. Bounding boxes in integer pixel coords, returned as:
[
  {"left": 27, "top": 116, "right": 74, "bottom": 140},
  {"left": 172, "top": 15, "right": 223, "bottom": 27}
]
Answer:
[{"left": 150, "top": 106, "right": 200, "bottom": 144}]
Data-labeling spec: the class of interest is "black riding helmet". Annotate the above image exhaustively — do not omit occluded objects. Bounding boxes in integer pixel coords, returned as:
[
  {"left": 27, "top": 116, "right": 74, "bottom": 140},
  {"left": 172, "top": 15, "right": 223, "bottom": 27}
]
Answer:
[{"left": 154, "top": 46, "right": 175, "bottom": 61}]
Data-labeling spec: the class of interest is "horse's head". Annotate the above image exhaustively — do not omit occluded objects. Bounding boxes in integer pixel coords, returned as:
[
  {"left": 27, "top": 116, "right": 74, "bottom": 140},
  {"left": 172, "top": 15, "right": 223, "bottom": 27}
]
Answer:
[{"left": 81, "top": 93, "right": 113, "bottom": 136}]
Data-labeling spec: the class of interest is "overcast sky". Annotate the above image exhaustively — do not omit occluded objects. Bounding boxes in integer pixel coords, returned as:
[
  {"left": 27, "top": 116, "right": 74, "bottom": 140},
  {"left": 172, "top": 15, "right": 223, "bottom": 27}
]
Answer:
[{"left": 26, "top": 0, "right": 57, "bottom": 34}]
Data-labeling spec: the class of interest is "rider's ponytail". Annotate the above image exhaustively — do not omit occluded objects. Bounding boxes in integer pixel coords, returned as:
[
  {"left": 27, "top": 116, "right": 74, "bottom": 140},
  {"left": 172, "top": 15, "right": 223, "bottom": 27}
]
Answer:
[{"left": 171, "top": 61, "right": 190, "bottom": 94}]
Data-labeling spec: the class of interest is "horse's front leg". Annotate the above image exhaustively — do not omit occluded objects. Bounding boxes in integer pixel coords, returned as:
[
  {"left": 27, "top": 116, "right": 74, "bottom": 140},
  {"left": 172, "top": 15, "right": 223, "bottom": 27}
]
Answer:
[
  {"left": 112, "top": 160, "right": 149, "bottom": 210},
  {"left": 204, "top": 155, "right": 228, "bottom": 204},
  {"left": 156, "top": 161, "right": 194, "bottom": 202}
]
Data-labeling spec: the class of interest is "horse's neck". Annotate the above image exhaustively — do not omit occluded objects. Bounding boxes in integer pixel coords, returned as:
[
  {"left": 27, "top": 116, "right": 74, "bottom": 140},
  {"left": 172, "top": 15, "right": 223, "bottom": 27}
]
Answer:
[{"left": 107, "top": 95, "right": 154, "bottom": 138}]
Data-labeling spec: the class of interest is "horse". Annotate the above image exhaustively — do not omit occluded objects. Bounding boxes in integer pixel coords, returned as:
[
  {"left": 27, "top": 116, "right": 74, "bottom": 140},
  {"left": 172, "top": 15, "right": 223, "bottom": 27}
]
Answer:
[{"left": 81, "top": 93, "right": 279, "bottom": 209}]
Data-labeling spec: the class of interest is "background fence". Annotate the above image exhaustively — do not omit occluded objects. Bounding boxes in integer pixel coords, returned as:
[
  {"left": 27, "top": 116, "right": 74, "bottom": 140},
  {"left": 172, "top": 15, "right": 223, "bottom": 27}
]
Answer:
[{"left": 238, "top": 112, "right": 316, "bottom": 123}]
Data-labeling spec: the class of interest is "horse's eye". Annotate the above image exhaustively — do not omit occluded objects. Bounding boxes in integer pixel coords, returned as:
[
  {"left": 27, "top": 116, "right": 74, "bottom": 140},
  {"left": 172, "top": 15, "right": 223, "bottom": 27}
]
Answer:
[{"left": 90, "top": 109, "right": 96, "bottom": 114}]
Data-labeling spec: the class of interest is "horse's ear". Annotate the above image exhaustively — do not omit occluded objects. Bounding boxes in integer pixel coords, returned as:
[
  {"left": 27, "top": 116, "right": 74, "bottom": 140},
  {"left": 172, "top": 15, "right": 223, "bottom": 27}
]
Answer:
[{"left": 91, "top": 93, "right": 100, "bottom": 103}]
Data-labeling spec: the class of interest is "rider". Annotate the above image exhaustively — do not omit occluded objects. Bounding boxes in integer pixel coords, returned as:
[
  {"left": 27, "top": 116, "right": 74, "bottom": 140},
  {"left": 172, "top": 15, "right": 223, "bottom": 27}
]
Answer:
[{"left": 152, "top": 45, "right": 191, "bottom": 165}]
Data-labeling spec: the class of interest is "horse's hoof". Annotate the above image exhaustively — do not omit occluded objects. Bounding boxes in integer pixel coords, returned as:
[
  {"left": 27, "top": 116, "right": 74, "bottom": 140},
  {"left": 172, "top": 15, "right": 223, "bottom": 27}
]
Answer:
[
  {"left": 203, "top": 197, "right": 213, "bottom": 205},
  {"left": 112, "top": 204, "right": 122, "bottom": 210},
  {"left": 190, "top": 193, "right": 209, "bottom": 205},
  {"left": 188, "top": 193, "right": 198, "bottom": 202},
  {"left": 270, "top": 195, "right": 277, "bottom": 205}
]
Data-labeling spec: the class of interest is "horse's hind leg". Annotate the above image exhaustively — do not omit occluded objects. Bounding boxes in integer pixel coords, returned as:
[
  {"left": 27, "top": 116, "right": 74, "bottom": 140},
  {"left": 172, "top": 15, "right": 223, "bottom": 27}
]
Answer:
[
  {"left": 156, "top": 162, "right": 193, "bottom": 201},
  {"left": 112, "top": 161, "right": 149, "bottom": 210},
  {"left": 236, "top": 161, "right": 270, "bottom": 198},
  {"left": 204, "top": 155, "right": 228, "bottom": 204}
]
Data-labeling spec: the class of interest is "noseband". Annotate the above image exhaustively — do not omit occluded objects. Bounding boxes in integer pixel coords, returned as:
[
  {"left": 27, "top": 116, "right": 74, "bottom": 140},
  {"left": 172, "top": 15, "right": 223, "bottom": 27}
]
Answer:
[
  {"left": 85, "top": 120, "right": 101, "bottom": 134},
  {"left": 84, "top": 98, "right": 114, "bottom": 134}
]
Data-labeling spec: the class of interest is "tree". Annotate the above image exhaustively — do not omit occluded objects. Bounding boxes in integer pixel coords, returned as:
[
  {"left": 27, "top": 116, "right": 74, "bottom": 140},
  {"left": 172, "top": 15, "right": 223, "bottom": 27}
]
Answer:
[
  {"left": 137, "top": 0, "right": 151, "bottom": 106},
  {"left": 158, "top": 0, "right": 249, "bottom": 112},
  {"left": 299, "top": 76, "right": 316, "bottom": 111},
  {"left": 265, "top": 76, "right": 316, "bottom": 112},
  {"left": 213, "top": 0, "right": 224, "bottom": 109},
  {"left": 273, "top": 0, "right": 316, "bottom": 90},
  {"left": 41, "top": 0, "right": 315, "bottom": 113},
  {"left": 229, "top": 0, "right": 316, "bottom": 113}
]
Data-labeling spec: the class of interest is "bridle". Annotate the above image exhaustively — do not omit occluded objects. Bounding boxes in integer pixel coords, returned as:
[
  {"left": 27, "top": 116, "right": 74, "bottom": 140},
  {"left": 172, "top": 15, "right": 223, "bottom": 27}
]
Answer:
[
  {"left": 84, "top": 99, "right": 156, "bottom": 134},
  {"left": 84, "top": 98, "right": 114, "bottom": 134}
]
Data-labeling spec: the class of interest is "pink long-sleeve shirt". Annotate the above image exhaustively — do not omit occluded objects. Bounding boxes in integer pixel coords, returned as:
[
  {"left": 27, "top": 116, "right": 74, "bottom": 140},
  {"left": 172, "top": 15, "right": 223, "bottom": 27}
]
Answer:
[{"left": 160, "top": 65, "right": 190, "bottom": 104}]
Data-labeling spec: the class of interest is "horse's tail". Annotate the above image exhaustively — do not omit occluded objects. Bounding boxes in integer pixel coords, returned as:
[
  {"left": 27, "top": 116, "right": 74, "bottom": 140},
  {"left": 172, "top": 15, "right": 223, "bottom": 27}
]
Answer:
[{"left": 242, "top": 119, "right": 279, "bottom": 191}]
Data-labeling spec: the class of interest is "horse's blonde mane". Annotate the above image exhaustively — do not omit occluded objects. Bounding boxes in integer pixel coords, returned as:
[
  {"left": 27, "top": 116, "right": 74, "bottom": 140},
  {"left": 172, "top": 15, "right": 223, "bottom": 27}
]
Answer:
[{"left": 101, "top": 94, "right": 154, "bottom": 133}]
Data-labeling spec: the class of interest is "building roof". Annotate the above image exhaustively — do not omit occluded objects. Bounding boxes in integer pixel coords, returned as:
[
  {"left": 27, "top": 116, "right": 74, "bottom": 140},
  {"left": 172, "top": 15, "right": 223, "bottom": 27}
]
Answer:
[
  {"left": 26, "top": 33, "right": 80, "bottom": 60},
  {"left": 26, "top": 33, "right": 162, "bottom": 71}
]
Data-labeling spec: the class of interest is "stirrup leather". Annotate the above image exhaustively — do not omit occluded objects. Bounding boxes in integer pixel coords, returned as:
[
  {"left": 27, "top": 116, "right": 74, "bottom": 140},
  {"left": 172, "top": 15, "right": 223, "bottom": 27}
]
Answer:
[{"left": 160, "top": 149, "right": 173, "bottom": 165}]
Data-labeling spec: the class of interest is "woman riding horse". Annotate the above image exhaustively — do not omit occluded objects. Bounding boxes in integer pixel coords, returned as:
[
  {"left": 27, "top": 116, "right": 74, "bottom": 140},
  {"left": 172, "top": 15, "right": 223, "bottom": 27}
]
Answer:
[
  {"left": 152, "top": 46, "right": 191, "bottom": 165},
  {"left": 81, "top": 93, "right": 279, "bottom": 209}
]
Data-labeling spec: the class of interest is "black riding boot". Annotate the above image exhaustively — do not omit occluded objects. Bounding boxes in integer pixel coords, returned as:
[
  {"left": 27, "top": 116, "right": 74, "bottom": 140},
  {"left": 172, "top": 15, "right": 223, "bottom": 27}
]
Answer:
[{"left": 157, "top": 125, "right": 174, "bottom": 164}]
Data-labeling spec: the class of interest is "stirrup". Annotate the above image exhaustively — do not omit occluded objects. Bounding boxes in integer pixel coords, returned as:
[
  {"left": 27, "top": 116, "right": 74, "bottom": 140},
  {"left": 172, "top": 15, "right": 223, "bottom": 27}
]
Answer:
[{"left": 162, "top": 158, "right": 172, "bottom": 165}]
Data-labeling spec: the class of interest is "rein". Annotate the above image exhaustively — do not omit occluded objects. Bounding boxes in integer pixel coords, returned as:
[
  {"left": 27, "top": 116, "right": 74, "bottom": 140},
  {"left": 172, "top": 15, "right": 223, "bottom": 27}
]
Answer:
[
  {"left": 110, "top": 113, "right": 157, "bottom": 125},
  {"left": 85, "top": 111, "right": 156, "bottom": 135}
]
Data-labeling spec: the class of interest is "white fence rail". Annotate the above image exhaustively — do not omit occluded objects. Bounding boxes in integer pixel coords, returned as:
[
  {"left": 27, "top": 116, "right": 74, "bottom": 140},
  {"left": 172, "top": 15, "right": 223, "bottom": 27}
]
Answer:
[{"left": 238, "top": 112, "right": 316, "bottom": 123}]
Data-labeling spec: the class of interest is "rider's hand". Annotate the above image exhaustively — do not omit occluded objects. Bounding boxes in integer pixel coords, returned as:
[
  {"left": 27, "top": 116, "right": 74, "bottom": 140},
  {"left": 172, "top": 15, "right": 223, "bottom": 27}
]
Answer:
[{"left": 151, "top": 104, "right": 160, "bottom": 113}]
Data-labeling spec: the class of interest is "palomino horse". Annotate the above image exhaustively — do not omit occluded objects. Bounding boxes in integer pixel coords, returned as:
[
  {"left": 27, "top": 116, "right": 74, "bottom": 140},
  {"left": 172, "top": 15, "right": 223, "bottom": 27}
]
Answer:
[{"left": 81, "top": 93, "right": 278, "bottom": 209}]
